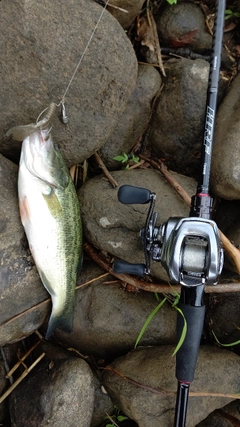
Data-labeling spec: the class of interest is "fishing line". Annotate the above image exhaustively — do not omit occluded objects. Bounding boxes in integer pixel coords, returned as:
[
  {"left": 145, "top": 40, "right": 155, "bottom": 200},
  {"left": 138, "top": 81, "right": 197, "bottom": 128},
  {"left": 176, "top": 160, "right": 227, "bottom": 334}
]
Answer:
[{"left": 58, "top": 0, "right": 110, "bottom": 122}]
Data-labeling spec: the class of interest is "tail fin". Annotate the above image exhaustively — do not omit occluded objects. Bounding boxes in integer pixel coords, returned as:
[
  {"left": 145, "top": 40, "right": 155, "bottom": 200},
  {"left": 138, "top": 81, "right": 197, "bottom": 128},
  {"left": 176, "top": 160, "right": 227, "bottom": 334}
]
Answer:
[{"left": 45, "top": 311, "right": 74, "bottom": 340}]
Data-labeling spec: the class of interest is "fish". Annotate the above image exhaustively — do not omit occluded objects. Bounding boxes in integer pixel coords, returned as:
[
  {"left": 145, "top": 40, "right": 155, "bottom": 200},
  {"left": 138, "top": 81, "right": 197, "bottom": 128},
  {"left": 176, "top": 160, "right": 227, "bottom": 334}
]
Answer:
[{"left": 8, "top": 108, "right": 82, "bottom": 339}]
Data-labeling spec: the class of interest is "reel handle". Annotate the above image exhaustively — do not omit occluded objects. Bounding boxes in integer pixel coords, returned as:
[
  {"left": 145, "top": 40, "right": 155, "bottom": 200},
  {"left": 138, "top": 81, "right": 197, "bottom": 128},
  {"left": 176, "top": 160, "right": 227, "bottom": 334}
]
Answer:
[
  {"left": 118, "top": 185, "right": 152, "bottom": 204},
  {"left": 113, "top": 259, "right": 146, "bottom": 276}
]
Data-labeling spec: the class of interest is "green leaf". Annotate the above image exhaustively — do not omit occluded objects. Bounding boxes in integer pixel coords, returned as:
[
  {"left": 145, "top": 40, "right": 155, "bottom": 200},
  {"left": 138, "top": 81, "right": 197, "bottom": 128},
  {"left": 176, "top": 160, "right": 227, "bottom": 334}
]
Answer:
[
  {"left": 117, "top": 415, "right": 129, "bottom": 421},
  {"left": 132, "top": 154, "right": 140, "bottom": 163},
  {"left": 135, "top": 297, "right": 167, "bottom": 348},
  {"left": 113, "top": 153, "right": 128, "bottom": 163},
  {"left": 154, "top": 292, "right": 160, "bottom": 301},
  {"left": 212, "top": 330, "right": 240, "bottom": 347},
  {"left": 172, "top": 306, "right": 187, "bottom": 356},
  {"left": 166, "top": 0, "right": 177, "bottom": 4}
]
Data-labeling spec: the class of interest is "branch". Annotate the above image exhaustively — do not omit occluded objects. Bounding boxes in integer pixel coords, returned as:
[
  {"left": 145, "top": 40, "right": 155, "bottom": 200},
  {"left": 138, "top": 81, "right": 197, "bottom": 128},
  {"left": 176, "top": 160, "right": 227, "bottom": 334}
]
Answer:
[
  {"left": 84, "top": 242, "right": 240, "bottom": 293},
  {"left": 94, "top": 151, "right": 118, "bottom": 188}
]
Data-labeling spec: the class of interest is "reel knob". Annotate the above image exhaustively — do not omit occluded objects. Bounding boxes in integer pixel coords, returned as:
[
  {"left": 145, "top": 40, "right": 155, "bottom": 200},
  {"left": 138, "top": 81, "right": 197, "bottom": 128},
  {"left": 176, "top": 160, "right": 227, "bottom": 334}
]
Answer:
[
  {"left": 118, "top": 185, "right": 152, "bottom": 204},
  {"left": 113, "top": 260, "right": 146, "bottom": 276}
]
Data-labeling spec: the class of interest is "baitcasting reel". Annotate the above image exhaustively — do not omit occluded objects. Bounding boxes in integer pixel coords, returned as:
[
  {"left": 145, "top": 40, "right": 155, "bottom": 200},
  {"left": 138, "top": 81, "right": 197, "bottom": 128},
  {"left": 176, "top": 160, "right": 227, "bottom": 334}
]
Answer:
[{"left": 113, "top": 185, "right": 224, "bottom": 287}]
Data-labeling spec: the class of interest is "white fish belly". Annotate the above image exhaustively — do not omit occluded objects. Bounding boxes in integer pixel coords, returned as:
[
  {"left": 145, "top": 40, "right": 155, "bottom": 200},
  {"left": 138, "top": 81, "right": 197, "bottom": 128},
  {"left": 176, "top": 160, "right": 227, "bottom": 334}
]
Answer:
[{"left": 18, "top": 163, "right": 68, "bottom": 315}]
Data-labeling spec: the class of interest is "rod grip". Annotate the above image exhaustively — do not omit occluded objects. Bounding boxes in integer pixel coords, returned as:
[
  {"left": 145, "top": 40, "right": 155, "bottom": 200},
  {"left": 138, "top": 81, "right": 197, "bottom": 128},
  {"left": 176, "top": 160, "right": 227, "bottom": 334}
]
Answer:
[
  {"left": 118, "top": 185, "right": 151, "bottom": 204},
  {"left": 113, "top": 260, "right": 145, "bottom": 276},
  {"left": 176, "top": 302, "right": 205, "bottom": 383}
]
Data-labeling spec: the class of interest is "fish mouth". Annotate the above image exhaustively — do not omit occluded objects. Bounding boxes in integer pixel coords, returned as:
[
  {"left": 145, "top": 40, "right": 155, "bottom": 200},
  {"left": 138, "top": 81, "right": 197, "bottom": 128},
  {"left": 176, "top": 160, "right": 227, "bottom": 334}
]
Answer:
[{"left": 22, "top": 129, "right": 56, "bottom": 185}]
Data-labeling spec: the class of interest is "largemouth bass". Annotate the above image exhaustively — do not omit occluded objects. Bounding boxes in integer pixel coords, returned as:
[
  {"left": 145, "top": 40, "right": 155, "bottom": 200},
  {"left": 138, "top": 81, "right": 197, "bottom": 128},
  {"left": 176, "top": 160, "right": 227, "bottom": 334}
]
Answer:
[{"left": 8, "top": 112, "right": 82, "bottom": 339}]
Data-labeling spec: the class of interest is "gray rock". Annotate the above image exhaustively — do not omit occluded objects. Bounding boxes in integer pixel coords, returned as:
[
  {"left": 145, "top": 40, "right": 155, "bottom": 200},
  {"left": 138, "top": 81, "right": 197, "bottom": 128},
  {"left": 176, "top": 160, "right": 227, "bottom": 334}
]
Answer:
[
  {"left": 206, "top": 292, "right": 240, "bottom": 351},
  {"left": 78, "top": 169, "right": 197, "bottom": 281},
  {"left": 9, "top": 356, "right": 95, "bottom": 427},
  {"left": 103, "top": 345, "right": 240, "bottom": 427},
  {"left": 156, "top": 2, "right": 212, "bottom": 53},
  {"left": 108, "top": 0, "right": 145, "bottom": 29},
  {"left": 0, "top": 0, "right": 137, "bottom": 167},
  {"left": 91, "top": 374, "right": 115, "bottom": 427},
  {"left": 211, "top": 73, "right": 240, "bottom": 199},
  {"left": 51, "top": 262, "right": 177, "bottom": 358},
  {"left": 148, "top": 58, "right": 209, "bottom": 176},
  {"left": 0, "top": 154, "right": 49, "bottom": 346},
  {"left": 99, "top": 64, "right": 161, "bottom": 170},
  {"left": 197, "top": 400, "right": 240, "bottom": 426}
]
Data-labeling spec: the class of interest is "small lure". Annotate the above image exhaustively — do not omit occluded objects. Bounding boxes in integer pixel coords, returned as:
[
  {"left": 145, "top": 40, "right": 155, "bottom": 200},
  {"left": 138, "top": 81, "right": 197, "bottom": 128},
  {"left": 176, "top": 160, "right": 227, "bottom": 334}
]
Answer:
[{"left": 60, "top": 102, "right": 69, "bottom": 124}]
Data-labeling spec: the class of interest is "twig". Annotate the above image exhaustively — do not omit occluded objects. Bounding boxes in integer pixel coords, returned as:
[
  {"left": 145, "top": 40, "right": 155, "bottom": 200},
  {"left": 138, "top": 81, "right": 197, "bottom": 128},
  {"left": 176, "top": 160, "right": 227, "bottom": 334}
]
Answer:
[
  {"left": 139, "top": 155, "right": 240, "bottom": 275},
  {"left": 0, "top": 352, "right": 45, "bottom": 404},
  {"left": 105, "top": 412, "right": 119, "bottom": 427},
  {"left": 84, "top": 241, "right": 180, "bottom": 293},
  {"left": 6, "top": 341, "right": 41, "bottom": 378},
  {"left": 146, "top": 1, "right": 166, "bottom": 77},
  {"left": 83, "top": 242, "right": 240, "bottom": 293},
  {"left": 76, "top": 272, "right": 110, "bottom": 289},
  {"left": 127, "top": 159, "right": 145, "bottom": 170},
  {"left": 94, "top": 152, "right": 118, "bottom": 188},
  {"left": 139, "top": 155, "right": 191, "bottom": 206},
  {"left": 103, "top": 365, "right": 240, "bottom": 399}
]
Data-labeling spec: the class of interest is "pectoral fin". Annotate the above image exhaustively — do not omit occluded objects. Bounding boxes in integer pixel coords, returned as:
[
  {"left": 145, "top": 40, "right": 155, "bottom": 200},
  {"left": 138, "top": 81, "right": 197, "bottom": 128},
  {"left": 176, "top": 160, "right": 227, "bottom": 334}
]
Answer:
[{"left": 42, "top": 189, "right": 62, "bottom": 217}]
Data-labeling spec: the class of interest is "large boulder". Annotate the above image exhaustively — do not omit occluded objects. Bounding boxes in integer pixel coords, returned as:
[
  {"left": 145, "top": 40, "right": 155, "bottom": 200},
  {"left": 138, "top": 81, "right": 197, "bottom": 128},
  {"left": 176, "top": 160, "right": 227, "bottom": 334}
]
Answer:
[
  {"left": 51, "top": 262, "right": 177, "bottom": 358},
  {"left": 99, "top": 64, "right": 162, "bottom": 170},
  {"left": 0, "top": 0, "right": 138, "bottom": 166},
  {"left": 103, "top": 345, "right": 240, "bottom": 426},
  {"left": 78, "top": 169, "right": 197, "bottom": 281},
  {"left": 211, "top": 73, "right": 240, "bottom": 199},
  {"left": 148, "top": 58, "right": 209, "bottom": 176},
  {"left": 9, "top": 355, "right": 95, "bottom": 427},
  {"left": 156, "top": 2, "right": 212, "bottom": 53}
]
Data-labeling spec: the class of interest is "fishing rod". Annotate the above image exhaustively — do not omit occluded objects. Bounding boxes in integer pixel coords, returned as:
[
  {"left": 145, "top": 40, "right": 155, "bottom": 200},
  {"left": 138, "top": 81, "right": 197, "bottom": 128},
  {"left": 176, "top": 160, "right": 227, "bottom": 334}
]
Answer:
[
  {"left": 174, "top": 0, "right": 225, "bottom": 425},
  {"left": 113, "top": 0, "right": 225, "bottom": 424}
]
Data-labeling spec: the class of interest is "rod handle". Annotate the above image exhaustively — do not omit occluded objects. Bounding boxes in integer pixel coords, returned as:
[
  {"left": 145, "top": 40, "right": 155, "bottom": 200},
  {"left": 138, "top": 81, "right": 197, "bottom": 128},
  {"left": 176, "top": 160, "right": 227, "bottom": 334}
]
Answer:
[
  {"left": 113, "top": 260, "right": 146, "bottom": 276},
  {"left": 118, "top": 185, "right": 152, "bottom": 204},
  {"left": 176, "top": 302, "right": 205, "bottom": 383}
]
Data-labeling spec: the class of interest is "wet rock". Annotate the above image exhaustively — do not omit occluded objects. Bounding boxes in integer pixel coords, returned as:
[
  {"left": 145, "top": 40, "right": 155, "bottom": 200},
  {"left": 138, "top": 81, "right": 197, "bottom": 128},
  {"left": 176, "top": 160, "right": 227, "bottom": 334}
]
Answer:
[
  {"left": 197, "top": 400, "right": 240, "bottom": 426},
  {"left": 211, "top": 73, "right": 240, "bottom": 199},
  {"left": 148, "top": 58, "right": 209, "bottom": 176},
  {"left": 9, "top": 355, "right": 95, "bottom": 427},
  {"left": 78, "top": 168, "right": 197, "bottom": 281},
  {"left": 0, "top": 0, "right": 137, "bottom": 167},
  {"left": 99, "top": 64, "right": 161, "bottom": 170},
  {"left": 91, "top": 373, "right": 115, "bottom": 427},
  {"left": 205, "top": 292, "right": 240, "bottom": 353},
  {"left": 156, "top": 2, "right": 212, "bottom": 53},
  {"left": 16, "top": 340, "right": 114, "bottom": 427},
  {"left": 103, "top": 345, "right": 240, "bottom": 427},
  {"left": 51, "top": 262, "right": 177, "bottom": 358},
  {"left": 0, "top": 154, "right": 50, "bottom": 346},
  {"left": 108, "top": 0, "right": 145, "bottom": 29}
]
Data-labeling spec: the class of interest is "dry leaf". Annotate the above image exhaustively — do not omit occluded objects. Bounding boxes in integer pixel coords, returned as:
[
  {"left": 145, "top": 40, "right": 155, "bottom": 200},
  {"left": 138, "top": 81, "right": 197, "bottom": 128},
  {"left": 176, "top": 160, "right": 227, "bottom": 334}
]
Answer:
[
  {"left": 169, "top": 29, "right": 199, "bottom": 48},
  {"left": 137, "top": 16, "right": 155, "bottom": 51},
  {"left": 224, "top": 22, "right": 237, "bottom": 32}
]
